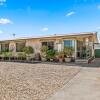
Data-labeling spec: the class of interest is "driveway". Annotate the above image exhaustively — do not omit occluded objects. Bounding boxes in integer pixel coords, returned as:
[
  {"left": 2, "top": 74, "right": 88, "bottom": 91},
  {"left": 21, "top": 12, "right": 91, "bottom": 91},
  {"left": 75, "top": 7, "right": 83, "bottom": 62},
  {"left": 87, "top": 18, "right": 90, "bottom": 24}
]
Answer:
[
  {"left": 48, "top": 67, "right": 100, "bottom": 100},
  {"left": 0, "top": 62, "right": 80, "bottom": 100}
]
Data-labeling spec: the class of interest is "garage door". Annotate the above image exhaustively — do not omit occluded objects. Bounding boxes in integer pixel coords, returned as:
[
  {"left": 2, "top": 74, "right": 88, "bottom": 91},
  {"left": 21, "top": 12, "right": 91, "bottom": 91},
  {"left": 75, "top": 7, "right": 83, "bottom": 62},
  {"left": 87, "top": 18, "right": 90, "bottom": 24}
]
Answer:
[{"left": 95, "top": 49, "right": 100, "bottom": 58}]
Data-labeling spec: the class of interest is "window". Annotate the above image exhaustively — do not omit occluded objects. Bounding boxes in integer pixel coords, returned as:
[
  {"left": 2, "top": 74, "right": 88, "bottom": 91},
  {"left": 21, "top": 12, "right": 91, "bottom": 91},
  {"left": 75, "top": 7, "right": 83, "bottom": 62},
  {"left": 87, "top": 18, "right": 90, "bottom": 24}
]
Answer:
[
  {"left": 16, "top": 42, "right": 25, "bottom": 52},
  {"left": 64, "top": 40, "right": 74, "bottom": 47},
  {"left": 42, "top": 41, "right": 54, "bottom": 50},
  {"left": 1, "top": 43, "right": 9, "bottom": 52}
]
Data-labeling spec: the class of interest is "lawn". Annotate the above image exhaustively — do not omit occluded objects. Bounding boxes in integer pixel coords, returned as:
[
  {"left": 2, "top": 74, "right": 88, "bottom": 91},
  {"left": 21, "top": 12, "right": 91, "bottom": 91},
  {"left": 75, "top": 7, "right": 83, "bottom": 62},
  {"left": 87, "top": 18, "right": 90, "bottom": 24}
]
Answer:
[{"left": 0, "top": 62, "right": 80, "bottom": 100}]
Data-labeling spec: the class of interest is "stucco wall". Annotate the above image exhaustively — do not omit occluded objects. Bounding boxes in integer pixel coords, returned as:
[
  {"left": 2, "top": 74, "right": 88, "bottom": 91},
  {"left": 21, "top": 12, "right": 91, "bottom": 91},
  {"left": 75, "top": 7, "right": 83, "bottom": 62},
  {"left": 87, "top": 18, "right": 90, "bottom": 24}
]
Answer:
[
  {"left": 9, "top": 41, "right": 16, "bottom": 52},
  {"left": 26, "top": 39, "right": 41, "bottom": 53}
]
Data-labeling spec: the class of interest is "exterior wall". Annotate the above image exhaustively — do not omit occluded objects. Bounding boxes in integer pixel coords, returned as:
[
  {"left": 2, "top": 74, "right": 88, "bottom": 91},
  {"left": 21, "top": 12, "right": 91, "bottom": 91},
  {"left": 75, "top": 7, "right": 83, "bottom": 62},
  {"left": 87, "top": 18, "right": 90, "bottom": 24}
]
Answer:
[
  {"left": 9, "top": 41, "right": 16, "bottom": 52},
  {"left": 26, "top": 39, "right": 41, "bottom": 53},
  {"left": 55, "top": 39, "right": 63, "bottom": 52},
  {"left": 0, "top": 33, "right": 97, "bottom": 59}
]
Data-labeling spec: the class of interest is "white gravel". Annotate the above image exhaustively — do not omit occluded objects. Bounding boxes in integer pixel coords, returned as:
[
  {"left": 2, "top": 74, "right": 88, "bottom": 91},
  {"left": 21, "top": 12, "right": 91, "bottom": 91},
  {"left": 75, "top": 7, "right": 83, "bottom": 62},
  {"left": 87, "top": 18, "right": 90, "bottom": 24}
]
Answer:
[{"left": 0, "top": 62, "right": 80, "bottom": 100}]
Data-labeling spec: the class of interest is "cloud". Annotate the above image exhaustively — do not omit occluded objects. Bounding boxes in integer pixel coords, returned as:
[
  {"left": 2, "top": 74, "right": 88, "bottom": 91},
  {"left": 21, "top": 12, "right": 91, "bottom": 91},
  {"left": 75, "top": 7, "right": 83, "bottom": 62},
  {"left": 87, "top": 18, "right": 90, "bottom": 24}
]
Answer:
[
  {"left": 0, "top": 30, "right": 4, "bottom": 34},
  {"left": 66, "top": 11, "right": 75, "bottom": 17},
  {"left": 41, "top": 27, "right": 48, "bottom": 32},
  {"left": 0, "top": 0, "right": 6, "bottom": 5},
  {"left": 0, "top": 18, "right": 12, "bottom": 24}
]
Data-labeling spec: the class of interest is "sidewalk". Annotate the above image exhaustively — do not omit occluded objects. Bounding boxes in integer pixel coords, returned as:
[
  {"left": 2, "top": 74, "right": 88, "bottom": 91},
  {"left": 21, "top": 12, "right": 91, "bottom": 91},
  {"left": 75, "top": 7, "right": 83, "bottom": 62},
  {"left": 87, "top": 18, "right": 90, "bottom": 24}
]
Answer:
[{"left": 48, "top": 68, "right": 100, "bottom": 100}]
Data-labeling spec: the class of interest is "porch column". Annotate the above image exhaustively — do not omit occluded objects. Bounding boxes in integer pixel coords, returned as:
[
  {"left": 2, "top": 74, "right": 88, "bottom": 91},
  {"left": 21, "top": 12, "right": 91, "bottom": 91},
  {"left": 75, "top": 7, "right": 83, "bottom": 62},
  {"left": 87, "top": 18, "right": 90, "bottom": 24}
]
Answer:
[
  {"left": 55, "top": 39, "right": 63, "bottom": 52},
  {"left": 92, "top": 43, "right": 95, "bottom": 56},
  {"left": 0, "top": 44, "right": 1, "bottom": 52},
  {"left": 74, "top": 40, "right": 77, "bottom": 58},
  {"left": 9, "top": 41, "right": 16, "bottom": 52},
  {"left": 26, "top": 39, "right": 41, "bottom": 53}
]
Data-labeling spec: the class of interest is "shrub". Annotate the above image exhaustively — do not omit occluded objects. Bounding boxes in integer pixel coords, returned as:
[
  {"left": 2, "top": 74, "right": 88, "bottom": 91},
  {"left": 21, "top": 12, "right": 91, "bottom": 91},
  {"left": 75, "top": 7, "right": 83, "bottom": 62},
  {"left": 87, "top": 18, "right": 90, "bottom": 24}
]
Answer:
[
  {"left": 17, "top": 52, "right": 26, "bottom": 58},
  {"left": 63, "top": 46, "right": 74, "bottom": 57},
  {"left": 57, "top": 51, "right": 64, "bottom": 58},
  {"left": 40, "top": 46, "right": 48, "bottom": 53},
  {"left": 23, "top": 46, "right": 34, "bottom": 55},
  {"left": 40, "top": 46, "right": 48, "bottom": 58},
  {"left": 47, "top": 50, "right": 56, "bottom": 59}
]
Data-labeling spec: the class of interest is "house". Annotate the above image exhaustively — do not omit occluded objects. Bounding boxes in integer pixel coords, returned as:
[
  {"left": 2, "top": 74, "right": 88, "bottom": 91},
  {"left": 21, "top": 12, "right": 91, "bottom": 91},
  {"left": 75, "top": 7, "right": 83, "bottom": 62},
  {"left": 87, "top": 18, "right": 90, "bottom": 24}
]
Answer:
[{"left": 0, "top": 32, "right": 98, "bottom": 59}]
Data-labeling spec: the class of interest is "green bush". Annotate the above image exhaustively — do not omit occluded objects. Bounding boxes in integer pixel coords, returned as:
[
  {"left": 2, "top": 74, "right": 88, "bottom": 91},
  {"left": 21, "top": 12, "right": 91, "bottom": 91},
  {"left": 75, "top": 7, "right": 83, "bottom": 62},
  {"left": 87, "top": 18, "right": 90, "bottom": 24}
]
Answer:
[
  {"left": 17, "top": 52, "right": 26, "bottom": 58},
  {"left": 40, "top": 46, "right": 48, "bottom": 58},
  {"left": 63, "top": 46, "right": 74, "bottom": 57},
  {"left": 40, "top": 46, "right": 48, "bottom": 53},
  {"left": 57, "top": 51, "right": 64, "bottom": 58},
  {"left": 23, "top": 46, "right": 34, "bottom": 55},
  {"left": 47, "top": 50, "right": 56, "bottom": 59}
]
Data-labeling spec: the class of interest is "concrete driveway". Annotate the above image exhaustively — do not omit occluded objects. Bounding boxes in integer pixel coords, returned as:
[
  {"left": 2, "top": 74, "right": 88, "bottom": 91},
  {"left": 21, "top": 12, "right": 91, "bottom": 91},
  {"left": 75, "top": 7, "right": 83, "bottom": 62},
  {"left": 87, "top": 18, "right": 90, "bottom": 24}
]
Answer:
[{"left": 48, "top": 67, "right": 100, "bottom": 100}]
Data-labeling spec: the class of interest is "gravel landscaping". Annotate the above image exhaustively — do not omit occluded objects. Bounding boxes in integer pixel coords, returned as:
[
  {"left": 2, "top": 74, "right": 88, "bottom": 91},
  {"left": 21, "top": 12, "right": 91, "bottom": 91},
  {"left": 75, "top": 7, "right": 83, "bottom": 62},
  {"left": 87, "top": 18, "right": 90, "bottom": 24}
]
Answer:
[{"left": 0, "top": 62, "right": 80, "bottom": 100}]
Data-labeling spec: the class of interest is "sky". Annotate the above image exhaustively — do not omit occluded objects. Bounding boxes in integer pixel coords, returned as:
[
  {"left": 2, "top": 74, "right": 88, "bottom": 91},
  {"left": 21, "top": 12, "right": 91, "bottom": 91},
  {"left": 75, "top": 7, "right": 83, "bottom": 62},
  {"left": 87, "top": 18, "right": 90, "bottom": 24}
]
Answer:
[{"left": 0, "top": 0, "right": 100, "bottom": 40}]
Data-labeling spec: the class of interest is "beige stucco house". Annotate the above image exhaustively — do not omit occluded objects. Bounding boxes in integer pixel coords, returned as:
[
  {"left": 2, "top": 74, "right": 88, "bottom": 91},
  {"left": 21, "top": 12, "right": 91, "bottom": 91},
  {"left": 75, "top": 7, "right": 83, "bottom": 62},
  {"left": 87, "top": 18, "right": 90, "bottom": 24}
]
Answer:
[{"left": 0, "top": 32, "right": 98, "bottom": 59}]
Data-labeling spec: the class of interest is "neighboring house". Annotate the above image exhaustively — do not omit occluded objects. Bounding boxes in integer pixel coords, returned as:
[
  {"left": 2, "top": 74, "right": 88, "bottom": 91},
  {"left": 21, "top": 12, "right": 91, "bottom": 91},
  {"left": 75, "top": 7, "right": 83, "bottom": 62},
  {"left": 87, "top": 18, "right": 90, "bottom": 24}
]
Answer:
[{"left": 0, "top": 32, "right": 98, "bottom": 59}]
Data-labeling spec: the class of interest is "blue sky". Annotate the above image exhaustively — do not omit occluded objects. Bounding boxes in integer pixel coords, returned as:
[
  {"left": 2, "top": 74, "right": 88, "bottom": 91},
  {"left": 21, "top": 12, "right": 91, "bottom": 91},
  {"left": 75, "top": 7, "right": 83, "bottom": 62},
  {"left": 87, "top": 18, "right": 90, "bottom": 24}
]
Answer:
[{"left": 0, "top": 0, "right": 100, "bottom": 40}]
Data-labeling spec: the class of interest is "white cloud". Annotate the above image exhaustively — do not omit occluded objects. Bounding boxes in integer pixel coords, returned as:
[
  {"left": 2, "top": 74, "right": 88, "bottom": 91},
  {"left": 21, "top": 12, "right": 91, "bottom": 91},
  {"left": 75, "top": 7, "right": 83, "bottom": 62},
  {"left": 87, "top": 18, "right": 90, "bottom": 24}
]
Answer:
[
  {"left": 0, "top": 30, "right": 4, "bottom": 34},
  {"left": 66, "top": 11, "right": 75, "bottom": 17},
  {"left": 0, "top": 0, "right": 6, "bottom": 5},
  {"left": 0, "top": 18, "right": 12, "bottom": 24},
  {"left": 41, "top": 27, "right": 48, "bottom": 32}
]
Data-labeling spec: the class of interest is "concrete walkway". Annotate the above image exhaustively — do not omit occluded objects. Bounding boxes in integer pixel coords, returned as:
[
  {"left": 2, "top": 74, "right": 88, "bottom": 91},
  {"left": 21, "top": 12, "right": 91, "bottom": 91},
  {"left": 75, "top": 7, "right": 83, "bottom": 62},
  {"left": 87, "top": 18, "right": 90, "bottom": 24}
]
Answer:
[{"left": 48, "top": 67, "right": 100, "bottom": 100}]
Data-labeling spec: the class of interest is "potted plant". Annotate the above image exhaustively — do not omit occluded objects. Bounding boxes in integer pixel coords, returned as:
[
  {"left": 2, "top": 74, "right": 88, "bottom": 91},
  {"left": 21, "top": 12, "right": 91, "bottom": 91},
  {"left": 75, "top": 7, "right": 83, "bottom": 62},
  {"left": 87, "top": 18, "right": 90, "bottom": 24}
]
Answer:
[
  {"left": 63, "top": 46, "right": 74, "bottom": 62},
  {"left": 47, "top": 50, "right": 56, "bottom": 62},
  {"left": 23, "top": 46, "right": 34, "bottom": 61},
  {"left": 57, "top": 51, "right": 64, "bottom": 62},
  {"left": 40, "top": 46, "right": 48, "bottom": 61}
]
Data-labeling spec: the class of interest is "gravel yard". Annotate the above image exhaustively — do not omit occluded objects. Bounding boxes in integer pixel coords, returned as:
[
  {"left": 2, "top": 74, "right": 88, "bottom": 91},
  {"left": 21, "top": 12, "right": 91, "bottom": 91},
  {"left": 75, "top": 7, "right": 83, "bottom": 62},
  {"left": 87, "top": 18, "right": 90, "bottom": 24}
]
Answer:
[{"left": 0, "top": 62, "right": 80, "bottom": 100}]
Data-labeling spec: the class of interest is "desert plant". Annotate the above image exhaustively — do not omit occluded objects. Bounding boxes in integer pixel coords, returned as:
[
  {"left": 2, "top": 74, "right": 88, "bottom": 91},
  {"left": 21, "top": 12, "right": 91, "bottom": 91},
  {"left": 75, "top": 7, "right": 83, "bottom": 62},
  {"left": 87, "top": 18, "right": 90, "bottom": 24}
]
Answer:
[
  {"left": 23, "top": 46, "right": 34, "bottom": 55},
  {"left": 47, "top": 50, "right": 56, "bottom": 60},
  {"left": 40, "top": 46, "right": 48, "bottom": 61},
  {"left": 22, "top": 46, "right": 34, "bottom": 61},
  {"left": 57, "top": 51, "right": 64, "bottom": 58},
  {"left": 40, "top": 45, "right": 48, "bottom": 53},
  {"left": 17, "top": 52, "right": 26, "bottom": 61},
  {"left": 1, "top": 51, "right": 12, "bottom": 61},
  {"left": 57, "top": 51, "right": 64, "bottom": 62},
  {"left": 17, "top": 52, "right": 26, "bottom": 58},
  {"left": 63, "top": 46, "right": 74, "bottom": 57}
]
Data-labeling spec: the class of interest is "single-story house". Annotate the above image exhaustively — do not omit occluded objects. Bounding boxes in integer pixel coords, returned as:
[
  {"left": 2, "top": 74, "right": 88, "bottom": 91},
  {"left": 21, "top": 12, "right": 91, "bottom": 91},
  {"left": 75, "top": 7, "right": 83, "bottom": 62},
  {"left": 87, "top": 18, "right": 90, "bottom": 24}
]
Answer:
[{"left": 0, "top": 32, "right": 99, "bottom": 59}]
